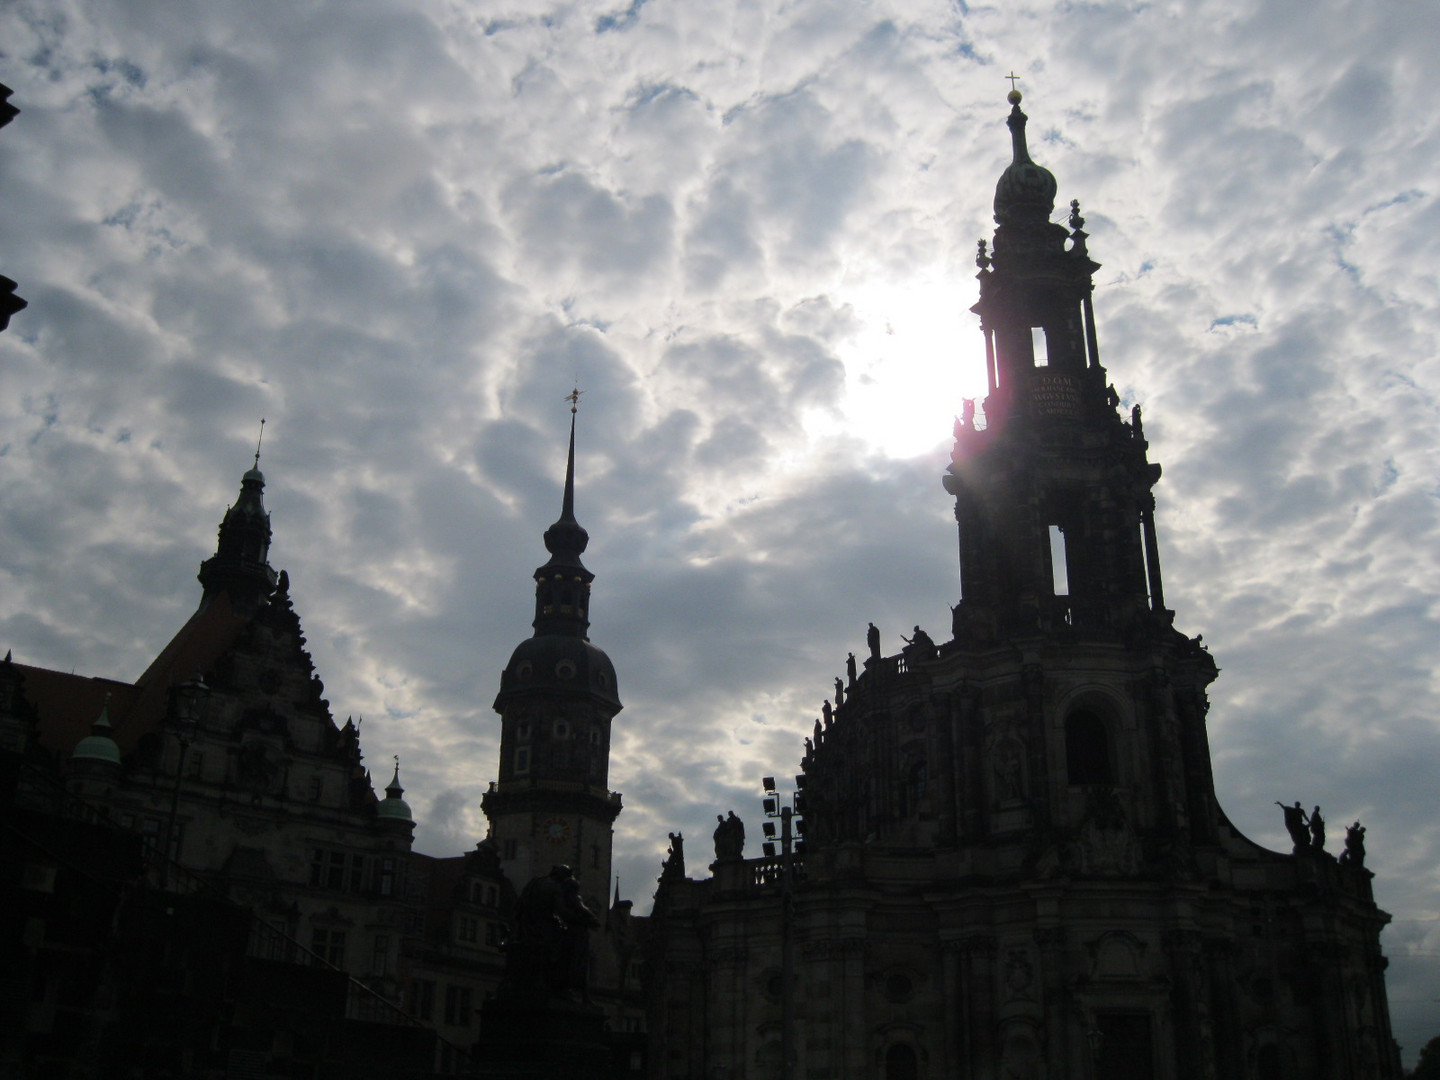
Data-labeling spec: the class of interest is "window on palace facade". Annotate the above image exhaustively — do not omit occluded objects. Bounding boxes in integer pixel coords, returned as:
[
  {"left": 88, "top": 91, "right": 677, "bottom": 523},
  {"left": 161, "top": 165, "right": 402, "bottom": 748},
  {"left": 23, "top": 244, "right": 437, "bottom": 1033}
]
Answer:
[{"left": 310, "top": 927, "right": 346, "bottom": 967}]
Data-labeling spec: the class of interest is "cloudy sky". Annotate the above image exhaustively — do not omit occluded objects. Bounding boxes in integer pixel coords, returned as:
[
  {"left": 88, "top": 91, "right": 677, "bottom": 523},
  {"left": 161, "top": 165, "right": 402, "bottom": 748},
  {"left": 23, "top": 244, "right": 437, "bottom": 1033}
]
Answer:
[{"left": 3, "top": 0, "right": 1438, "bottom": 1060}]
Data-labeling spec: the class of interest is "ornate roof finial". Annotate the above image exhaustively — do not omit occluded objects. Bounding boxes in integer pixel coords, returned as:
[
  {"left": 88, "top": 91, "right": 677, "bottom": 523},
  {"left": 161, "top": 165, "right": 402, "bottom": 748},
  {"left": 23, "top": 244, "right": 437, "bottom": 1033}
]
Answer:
[
  {"left": 1005, "top": 71, "right": 1022, "bottom": 105},
  {"left": 976, "top": 239, "right": 992, "bottom": 270},
  {"left": 992, "top": 82, "right": 1057, "bottom": 225},
  {"left": 253, "top": 417, "right": 266, "bottom": 470},
  {"left": 1068, "top": 199, "right": 1090, "bottom": 257},
  {"left": 566, "top": 386, "right": 583, "bottom": 415}
]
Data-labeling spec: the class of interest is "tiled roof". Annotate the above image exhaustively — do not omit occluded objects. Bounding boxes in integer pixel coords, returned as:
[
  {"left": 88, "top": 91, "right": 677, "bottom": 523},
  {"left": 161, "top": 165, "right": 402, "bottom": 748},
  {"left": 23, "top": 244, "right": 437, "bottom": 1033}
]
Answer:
[{"left": 14, "top": 594, "right": 249, "bottom": 756}]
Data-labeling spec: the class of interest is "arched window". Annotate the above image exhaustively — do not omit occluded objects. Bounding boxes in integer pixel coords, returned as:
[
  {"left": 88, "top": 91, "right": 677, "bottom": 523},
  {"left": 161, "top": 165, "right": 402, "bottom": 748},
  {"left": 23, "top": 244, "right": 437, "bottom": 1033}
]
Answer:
[
  {"left": 1065, "top": 709, "right": 1112, "bottom": 785},
  {"left": 900, "top": 761, "right": 927, "bottom": 817},
  {"left": 885, "top": 1043, "right": 919, "bottom": 1080}
]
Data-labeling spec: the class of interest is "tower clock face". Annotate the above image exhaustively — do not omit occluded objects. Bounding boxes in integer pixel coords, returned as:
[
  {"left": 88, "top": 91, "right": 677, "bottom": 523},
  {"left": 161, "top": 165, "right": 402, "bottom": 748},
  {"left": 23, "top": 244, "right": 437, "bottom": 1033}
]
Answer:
[{"left": 543, "top": 818, "right": 571, "bottom": 843}]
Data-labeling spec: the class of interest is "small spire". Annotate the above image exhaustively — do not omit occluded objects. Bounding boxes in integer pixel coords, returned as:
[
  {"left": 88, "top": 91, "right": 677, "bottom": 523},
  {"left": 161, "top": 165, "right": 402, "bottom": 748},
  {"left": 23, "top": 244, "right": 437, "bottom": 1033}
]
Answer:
[
  {"left": 253, "top": 418, "right": 266, "bottom": 469},
  {"left": 530, "top": 392, "right": 598, "bottom": 638},
  {"left": 386, "top": 755, "right": 404, "bottom": 797},
  {"left": 198, "top": 447, "right": 278, "bottom": 612},
  {"left": 94, "top": 692, "right": 113, "bottom": 733},
  {"left": 561, "top": 389, "right": 582, "bottom": 524}
]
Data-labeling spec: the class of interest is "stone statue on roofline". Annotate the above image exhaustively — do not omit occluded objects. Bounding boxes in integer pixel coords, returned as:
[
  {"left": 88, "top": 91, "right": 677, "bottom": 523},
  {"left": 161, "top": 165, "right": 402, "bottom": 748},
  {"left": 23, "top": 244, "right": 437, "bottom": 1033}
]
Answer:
[{"left": 713, "top": 811, "right": 745, "bottom": 861}]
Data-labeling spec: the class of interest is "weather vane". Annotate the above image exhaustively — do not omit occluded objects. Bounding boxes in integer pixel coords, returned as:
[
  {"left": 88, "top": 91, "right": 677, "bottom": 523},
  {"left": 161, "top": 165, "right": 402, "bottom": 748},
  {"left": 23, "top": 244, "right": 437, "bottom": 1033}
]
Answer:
[
  {"left": 566, "top": 387, "right": 584, "bottom": 414},
  {"left": 254, "top": 418, "right": 266, "bottom": 468}
]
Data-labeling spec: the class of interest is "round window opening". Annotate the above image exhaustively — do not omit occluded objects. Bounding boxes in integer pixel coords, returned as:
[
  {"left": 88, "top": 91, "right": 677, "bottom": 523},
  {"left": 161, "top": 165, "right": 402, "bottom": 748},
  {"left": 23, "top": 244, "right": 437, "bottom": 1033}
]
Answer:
[
  {"left": 516, "top": 662, "right": 533, "bottom": 682},
  {"left": 555, "top": 659, "right": 577, "bottom": 680},
  {"left": 884, "top": 973, "right": 914, "bottom": 1003}
]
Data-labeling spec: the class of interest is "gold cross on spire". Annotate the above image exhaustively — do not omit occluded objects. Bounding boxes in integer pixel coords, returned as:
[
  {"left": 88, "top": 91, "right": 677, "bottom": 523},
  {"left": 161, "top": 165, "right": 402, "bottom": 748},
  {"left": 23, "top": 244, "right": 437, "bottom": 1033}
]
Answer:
[
  {"left": 566, "top": 387, "right": 584, "bottom": 414},
  {"left": 1005, "top": 72, "right": 1021, "bottom": 92}
]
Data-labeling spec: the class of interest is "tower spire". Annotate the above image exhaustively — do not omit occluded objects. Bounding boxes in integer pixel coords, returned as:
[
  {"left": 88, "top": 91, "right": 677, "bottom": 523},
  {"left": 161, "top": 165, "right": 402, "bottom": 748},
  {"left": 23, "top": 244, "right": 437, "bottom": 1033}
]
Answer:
[
  {"left": 561, "top": 388, "right": 581, "bottom": 523},
  {"left": 532, "top": 391, "right": 594, "bottom": 638},
  {"left": 197, "top": 446, "right": 279, "bottom": 614}
]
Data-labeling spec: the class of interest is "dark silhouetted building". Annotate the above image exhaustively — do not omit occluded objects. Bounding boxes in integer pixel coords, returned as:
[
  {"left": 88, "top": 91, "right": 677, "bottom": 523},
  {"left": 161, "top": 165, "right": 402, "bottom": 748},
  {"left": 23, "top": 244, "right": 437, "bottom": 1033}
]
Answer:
[{"left": 645, "top": 92, "right": 1400, "bottom": 1080}]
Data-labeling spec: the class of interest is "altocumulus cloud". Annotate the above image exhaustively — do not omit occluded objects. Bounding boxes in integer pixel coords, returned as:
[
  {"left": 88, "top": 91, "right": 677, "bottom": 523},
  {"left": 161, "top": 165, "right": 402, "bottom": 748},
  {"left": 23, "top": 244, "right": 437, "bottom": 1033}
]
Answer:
[{"left": 2, "top": 0, "right": 1438, "bottom": 1062}]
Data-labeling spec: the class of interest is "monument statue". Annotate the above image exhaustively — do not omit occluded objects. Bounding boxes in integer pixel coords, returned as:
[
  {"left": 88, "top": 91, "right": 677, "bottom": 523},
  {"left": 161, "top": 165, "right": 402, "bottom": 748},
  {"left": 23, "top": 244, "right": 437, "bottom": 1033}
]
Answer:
[
  {"left": 503, "top": 864, "right": 601, "bottom": 1002},
  {"left": 867, "top": 622, "right": 880, "bottom": 661}
]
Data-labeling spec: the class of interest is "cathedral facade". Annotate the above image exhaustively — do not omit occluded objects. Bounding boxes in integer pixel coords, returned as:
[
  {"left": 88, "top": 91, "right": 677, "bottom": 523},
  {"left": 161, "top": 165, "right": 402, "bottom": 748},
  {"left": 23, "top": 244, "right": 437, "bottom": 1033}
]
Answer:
[{"left": 644, "top": 92, "right": 1400, "bottom": 1080}]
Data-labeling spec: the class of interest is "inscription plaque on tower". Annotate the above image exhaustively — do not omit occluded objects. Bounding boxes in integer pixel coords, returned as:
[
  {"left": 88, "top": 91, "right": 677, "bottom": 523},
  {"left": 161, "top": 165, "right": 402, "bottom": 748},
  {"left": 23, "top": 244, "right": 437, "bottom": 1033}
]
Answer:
[{"left": 1029, "top": 372, "right": 1082, "bottom": 419}]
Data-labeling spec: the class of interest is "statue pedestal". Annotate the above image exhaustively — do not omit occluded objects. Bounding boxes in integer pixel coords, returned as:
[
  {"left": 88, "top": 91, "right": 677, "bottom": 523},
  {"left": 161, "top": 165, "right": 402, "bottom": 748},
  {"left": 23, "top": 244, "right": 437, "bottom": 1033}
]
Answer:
[{"left": 472, "top": 997, "right": 615, "bottom": 1080}]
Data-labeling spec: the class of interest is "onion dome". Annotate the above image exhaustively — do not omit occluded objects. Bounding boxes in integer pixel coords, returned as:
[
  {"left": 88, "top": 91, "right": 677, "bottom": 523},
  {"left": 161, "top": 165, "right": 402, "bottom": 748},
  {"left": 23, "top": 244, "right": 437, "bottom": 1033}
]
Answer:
[
  {"left": 993, "top": 88, "right": 1057, "bottom": 226},
  {"left": 376, "top": 759, "right": 415, "bottom": 825},
  {"left": 72, "top": 697, "right": 121, "bottom": 766}
]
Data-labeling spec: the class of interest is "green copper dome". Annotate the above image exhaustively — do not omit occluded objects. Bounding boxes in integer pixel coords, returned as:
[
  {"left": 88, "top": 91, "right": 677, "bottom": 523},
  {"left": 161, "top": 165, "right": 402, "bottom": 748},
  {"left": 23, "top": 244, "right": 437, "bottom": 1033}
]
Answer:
[
  {"left": 72, "top": 702, "right": 121, "bottom": 766},
  {"left": 376, "top": 761, "right": 414, "bottom": 824}
]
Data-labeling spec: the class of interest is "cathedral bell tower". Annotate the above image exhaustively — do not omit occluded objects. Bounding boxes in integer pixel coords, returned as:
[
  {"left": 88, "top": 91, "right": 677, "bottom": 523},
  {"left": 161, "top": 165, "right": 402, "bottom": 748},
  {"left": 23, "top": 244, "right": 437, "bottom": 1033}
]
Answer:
[
  {"left": 481, "top": 398, "right": 622, "bottom": 912},
  {"left": 934, "top": 87, "right": 1218, "bottom": 846},
  {"left": 947, "top": 86, "right": 1167, "bottom": 643}
]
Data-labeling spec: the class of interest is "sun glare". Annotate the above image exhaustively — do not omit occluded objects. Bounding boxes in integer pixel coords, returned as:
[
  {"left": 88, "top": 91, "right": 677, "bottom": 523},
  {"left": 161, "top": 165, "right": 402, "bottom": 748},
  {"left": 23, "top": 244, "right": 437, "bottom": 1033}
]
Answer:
[{"left": 825, "top": 271, "right": 989, "bottom": 458}]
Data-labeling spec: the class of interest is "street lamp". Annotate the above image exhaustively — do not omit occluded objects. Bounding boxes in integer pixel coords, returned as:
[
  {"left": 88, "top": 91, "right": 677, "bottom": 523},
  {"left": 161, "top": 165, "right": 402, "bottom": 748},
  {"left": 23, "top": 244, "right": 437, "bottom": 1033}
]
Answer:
[
  {"left": 761, "top": 775, "right": 806, "bottom": 1079},
  {"left": 161, "top": 673, "right": 208, "bottom": 887}
]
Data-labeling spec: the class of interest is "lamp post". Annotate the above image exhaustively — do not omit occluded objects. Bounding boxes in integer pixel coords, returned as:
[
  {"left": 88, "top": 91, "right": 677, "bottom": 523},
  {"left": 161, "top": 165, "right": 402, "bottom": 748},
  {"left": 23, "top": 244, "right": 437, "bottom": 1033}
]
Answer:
[
  {"left": 161, "top": 673, "right": 208, "bottom": 888},
  {"left": 761, "top": 775, "right": 806, "bottom": 1080}
]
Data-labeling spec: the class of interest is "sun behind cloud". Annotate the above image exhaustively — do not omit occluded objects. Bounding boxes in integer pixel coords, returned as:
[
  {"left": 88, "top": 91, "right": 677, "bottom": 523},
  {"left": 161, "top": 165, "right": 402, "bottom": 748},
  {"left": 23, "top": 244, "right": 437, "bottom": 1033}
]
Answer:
[{"left": 826, "top": 267, "right": 989, "bottom": 458}]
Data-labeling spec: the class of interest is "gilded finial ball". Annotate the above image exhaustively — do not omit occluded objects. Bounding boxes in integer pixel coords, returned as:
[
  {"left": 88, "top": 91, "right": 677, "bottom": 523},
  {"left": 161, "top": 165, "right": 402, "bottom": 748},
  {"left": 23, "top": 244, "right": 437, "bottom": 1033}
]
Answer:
[{"left": 1007, "top": 88, "right": 1022, "bottom": 105}]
